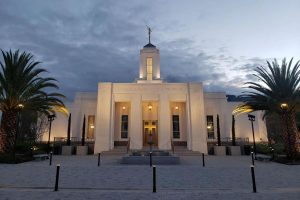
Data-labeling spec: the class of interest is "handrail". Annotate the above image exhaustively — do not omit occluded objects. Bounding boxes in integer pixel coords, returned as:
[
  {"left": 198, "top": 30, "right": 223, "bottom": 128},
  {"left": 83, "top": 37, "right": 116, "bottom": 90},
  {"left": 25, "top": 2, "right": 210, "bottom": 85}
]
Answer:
[
  {"left": 171, "top": 138, "right": 175, "bottom": 154},
  {"left": 126, "top": 137, "right": 130, "bottom": 153}
]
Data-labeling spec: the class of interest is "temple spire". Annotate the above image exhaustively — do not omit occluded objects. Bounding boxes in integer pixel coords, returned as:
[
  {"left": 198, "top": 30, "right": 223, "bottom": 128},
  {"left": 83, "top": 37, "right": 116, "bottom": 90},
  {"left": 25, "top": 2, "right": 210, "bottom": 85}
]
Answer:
[{"left": 146, "top": 25, "right": 152, "bottom": 44}]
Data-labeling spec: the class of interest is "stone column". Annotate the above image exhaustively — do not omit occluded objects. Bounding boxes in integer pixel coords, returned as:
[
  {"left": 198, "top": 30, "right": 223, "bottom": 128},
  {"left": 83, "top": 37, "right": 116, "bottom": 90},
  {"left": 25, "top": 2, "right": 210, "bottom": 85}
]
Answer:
[
  {"left": 130, "top": 94, "right": 143, "bottom": 149},
  {"left": 94, "top": 83, "right": 113, "bottom": 153},
  {"left": 188, "top": 83, "right": 208, "bottom": 154},
  {"left": 158, "top": 93, "right": 171, "bottom": 150}
]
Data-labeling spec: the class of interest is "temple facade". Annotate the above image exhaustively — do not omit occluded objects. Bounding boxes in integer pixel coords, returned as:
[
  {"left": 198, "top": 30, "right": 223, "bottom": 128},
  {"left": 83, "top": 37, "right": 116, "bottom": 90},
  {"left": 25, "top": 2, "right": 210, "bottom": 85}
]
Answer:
[{"left": 46, "top": 39, "right": 268, "bottom": 154}]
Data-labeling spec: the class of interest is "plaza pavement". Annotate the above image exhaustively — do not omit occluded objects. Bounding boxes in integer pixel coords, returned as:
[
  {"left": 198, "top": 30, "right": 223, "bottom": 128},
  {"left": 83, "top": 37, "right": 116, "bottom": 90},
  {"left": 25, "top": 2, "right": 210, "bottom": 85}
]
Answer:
[{"left": 0, "top": 155, "right": 299, "bottom": 200}]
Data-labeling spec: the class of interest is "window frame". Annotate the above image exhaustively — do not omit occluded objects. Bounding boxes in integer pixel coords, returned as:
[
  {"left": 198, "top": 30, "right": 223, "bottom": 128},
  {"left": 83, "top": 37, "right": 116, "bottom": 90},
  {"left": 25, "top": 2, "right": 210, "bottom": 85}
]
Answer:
[
  {"left": 121, "top": 115, "right": 129, "bottom": 139},
  {"left": 172, "top": 115, "right": 180, "bottom": 139},
  {"left": 206, "top": 115, "right": 214, "bottom": 139}
]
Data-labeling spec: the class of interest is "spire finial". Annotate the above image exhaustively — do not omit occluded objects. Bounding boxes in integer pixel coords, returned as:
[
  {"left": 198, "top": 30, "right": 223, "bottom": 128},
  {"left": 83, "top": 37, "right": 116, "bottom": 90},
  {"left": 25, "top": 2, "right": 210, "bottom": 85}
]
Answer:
[{"left": 146, "top": 25, "right": 152, "bottom": 44}]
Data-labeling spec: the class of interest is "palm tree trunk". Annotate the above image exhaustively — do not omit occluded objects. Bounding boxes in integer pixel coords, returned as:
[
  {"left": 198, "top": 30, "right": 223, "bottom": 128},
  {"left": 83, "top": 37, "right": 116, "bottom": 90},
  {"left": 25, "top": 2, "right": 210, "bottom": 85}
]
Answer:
[
  {"left": 279, "top": 112, "right": 298, "bottom": 159},
  {"left": 0, "top": 110, "right": 18, "bottom": 154}
]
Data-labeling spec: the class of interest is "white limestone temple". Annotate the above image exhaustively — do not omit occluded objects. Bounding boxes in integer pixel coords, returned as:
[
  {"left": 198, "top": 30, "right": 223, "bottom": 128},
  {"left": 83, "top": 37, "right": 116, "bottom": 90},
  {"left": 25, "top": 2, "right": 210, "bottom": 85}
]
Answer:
[{"left": 46, "top": 36, "right": 268, "bottom": 154}]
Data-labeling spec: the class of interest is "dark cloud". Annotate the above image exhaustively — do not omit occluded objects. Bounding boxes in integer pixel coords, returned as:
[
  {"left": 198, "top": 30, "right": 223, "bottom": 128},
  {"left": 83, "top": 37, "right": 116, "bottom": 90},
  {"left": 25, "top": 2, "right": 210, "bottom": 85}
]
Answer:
[{"left": 0, "top": 0, "right": 272, "bottom": 100}]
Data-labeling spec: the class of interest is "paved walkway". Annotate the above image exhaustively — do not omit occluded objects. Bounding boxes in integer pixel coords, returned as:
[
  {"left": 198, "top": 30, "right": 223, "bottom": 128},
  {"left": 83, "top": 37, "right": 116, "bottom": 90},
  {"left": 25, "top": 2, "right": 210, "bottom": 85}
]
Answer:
[{"left": 0, "top": 155, "right": 299, "bottom": 199}]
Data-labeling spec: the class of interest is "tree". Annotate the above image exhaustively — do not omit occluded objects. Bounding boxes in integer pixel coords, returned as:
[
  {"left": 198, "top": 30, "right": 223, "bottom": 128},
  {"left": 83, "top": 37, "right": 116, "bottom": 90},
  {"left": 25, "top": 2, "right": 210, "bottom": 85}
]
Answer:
[
  {"left": 81, "top": 115, "right": 86, "bottom": 146},
  {"left": 0, "top": 50, "right": 66, "bottom": 154},
  {"left": 232, "top": 115, "right": 236, "bottom": 146},
  {"left": 66, "top": 113, "right": 71, "bottom": 146},
  {"left": 234, "top": 58, "right": 300, "bottom": 159},
  {"left": 217, "top": 114, "right": 221, "bottom": 146}
]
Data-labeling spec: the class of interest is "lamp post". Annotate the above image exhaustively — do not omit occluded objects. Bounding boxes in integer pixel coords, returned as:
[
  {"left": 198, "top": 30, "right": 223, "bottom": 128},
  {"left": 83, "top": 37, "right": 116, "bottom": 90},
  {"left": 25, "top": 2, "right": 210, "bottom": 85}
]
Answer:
[
  {"left": 248, "top": 114, "right": 256, "bottom": 158},
  {"left": 47, "top": 114, "right": 56, "bottom": 153},
  {"left": 13, "top": 104, "right": 24, "bottom": 158},
  {"left": 280, "top": 103, "right": 292, "bottom": 159}
]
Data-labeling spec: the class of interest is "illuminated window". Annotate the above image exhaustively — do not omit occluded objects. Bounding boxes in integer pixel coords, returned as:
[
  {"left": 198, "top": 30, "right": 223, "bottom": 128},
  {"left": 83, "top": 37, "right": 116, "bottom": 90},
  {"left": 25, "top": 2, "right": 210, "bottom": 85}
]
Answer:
[
  {"left": 146, "top": 57, "right": 153, "bottom": 80},
  {"left": 172, "top": 115, "right": 180, "bottom": 139},
  {"left": 87, "top": 115, "right": 95, "bottom": 139},
  {"left": 121, "top": 115, "right": 128, "bottom": 138},
  {"left": 207, "top": 115, "right": 214, "bottom": 139}
]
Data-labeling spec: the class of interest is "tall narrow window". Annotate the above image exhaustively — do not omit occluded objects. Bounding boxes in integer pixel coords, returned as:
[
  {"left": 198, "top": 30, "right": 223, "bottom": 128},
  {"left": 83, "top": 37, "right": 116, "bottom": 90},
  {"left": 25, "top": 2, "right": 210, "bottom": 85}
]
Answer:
[
  {"left": 121, "top": 115, "right": 128, "bottom": 138},
  {"left": 207, "top": 115, "right": 214, "bottom": 139},
  {"left": 87, "top": 115, "right": 95, "bottom": 139},
  {"left": 172, "top": 115, "right": 180, "bottom": 139},
  {"left": 146, "top": 57, "right": 153, "bottom": 80}
]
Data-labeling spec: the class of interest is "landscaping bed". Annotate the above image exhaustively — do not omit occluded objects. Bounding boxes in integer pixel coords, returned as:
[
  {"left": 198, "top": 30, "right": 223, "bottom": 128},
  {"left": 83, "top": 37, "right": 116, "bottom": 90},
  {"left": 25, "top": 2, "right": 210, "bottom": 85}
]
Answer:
[{"left": 0, "top": 154, "right": 33, "bottom": 164}]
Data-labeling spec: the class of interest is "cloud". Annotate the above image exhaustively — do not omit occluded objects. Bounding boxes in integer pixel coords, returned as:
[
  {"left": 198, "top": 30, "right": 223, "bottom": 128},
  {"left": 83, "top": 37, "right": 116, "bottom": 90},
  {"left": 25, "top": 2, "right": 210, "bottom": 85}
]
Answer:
[{"left": 0, "top": 0, "right": 280, "bottom": 101}]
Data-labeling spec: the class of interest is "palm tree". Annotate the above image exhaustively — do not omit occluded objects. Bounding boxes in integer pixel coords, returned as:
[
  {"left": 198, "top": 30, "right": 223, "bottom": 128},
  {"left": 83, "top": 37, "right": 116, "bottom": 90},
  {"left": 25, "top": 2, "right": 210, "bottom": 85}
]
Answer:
[
  {"left": 234, "top": 58, "right": 300, "bottom": 159},
  {"left": 0, "top": 50, "right": 66, "bottom": 154}
]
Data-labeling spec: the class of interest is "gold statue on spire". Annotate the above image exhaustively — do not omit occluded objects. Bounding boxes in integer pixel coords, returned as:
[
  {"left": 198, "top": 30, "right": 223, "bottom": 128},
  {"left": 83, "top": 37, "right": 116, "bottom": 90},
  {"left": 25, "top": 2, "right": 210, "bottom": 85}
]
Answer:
[{"left": 146, "top": 25, "right": 152, "bottom": 43}]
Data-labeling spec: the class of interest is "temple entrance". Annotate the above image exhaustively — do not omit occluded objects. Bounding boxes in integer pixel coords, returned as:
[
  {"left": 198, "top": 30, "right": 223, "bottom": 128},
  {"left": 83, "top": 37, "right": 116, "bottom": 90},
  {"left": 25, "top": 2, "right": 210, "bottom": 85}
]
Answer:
[{"left": 143, "top": 120, "right": 158, "bottom": 146}]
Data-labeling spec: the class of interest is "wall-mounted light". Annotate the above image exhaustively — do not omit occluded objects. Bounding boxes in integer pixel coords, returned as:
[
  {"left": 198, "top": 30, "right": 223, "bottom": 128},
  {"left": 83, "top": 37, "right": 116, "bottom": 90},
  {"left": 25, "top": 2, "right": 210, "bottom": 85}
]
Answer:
[
  {"left": 18, "top": 103, "right": 24, "bottom": 109},
  {"left": 280, "top": 103, "right": 288, "bottom": 110},
  {"left": 90, "top": 125, "right": 95, "bottom": 129},
  {"left": 122, "top": 106, "right": 126, "bottom": 110},
  {"left": 175, "top": 106, "right": 179, "bottom": 110},
  {"left": 207, "top": 125, "right": 212, "bottom": 129},
  {"left": 148, "top": 104, "right": 153, "bottom": 111}
]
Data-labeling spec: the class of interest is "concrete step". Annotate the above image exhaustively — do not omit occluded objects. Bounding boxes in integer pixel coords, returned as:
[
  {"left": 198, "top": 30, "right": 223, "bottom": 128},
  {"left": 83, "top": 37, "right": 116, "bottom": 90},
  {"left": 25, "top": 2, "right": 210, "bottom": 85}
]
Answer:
[{"left": 101, "top": 147, "right": 202, "bottom": 156}]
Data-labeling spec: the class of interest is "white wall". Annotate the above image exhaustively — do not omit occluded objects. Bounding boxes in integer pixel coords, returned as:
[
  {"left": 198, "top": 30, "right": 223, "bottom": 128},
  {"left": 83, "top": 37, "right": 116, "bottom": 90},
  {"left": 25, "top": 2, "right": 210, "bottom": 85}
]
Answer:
[{"left": 204, "top": 94, "right": 268, "bottom": 142}]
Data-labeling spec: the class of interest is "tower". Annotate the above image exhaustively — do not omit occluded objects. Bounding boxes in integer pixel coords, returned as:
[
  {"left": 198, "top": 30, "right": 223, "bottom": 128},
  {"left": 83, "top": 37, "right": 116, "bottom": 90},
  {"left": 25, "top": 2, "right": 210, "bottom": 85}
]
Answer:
[{"left": 137, "top": 27, "right": 162, "bottom": 83}]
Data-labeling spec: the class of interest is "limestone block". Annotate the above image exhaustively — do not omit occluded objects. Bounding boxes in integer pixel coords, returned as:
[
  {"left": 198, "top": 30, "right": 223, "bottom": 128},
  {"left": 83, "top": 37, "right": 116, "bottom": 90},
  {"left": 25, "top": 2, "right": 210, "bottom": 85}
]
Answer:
[
  {"left": 62, "top": 146, "right": 73, "bottom": 155},
  {"left": 214, "top": 146, "right": 226, "bottom": 156},
  {"left": 76, "top": 146, "right": 88, "bottom": 155},
  {"left": 228, "top": 146, "right": 241, "bottom": 156}
]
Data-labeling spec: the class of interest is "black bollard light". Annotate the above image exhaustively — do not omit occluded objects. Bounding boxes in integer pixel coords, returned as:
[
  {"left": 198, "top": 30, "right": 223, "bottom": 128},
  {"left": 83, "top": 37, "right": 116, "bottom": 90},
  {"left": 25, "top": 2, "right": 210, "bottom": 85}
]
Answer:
[
  {"left": 49, "top": 151, "right": 53, "bottom": 166},
  {"left": 202, "top": 153, "right": 205, "bottom": 167},
  {"left": 153, "top": 165, "right": 156, "bottom": 193},
  {"left": 98, "top": 153, "right": 101, "bottom": 167},
  {"left": 251, "top": 152, "right": 255, "bottom": 166},
  {"left": 54, "top": 164, "right": 60, "bottom": 191},
  {"left": 150, "top": 152, "right": 152, "bottom": 167},
  {"left": 250, "top": 165, "right": 257, "bottom": 193},
  {"left": 271, "top": 148, "right": 275, "bottom": 161}
]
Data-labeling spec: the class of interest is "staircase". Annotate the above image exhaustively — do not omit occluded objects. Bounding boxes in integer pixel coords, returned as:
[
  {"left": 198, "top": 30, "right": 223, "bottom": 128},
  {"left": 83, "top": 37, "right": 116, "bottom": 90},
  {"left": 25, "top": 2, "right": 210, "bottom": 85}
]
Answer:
[
  {"left": 100, "top": 146, "right": 202, "bottom": 156},
  {"left": 100, "top": 146, "right": 127, "bottom": 156},
  {"left": 172, "top": 146, "right": 203, "bottom": 156}
]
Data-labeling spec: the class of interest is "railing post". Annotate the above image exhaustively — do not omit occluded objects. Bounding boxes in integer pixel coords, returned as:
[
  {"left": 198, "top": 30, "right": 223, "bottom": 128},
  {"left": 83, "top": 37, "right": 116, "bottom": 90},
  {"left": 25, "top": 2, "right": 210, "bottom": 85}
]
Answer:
[
  {"left": 251, "top": 152, "right": 255, "bottom": 165},
  {"left": 49, "top": 151, "right": 53, "bottom": 166},
  {"left": 150, "top": 152, "right": 152, "bottom": 167},
  {"left": 54, "top": 164, "right": 60, "bottom": 191},
  {"left": 251, "top": 165, "right": 257, "bottom": 193},
  {"left": 98, "top": 153, "right": 101, "bottom": 166},
  {"left": 153, "top": 165, "right": 156, "bottom": 193},
  {"left": 202, "top": 153, "right": 205, "bottom": 167}
]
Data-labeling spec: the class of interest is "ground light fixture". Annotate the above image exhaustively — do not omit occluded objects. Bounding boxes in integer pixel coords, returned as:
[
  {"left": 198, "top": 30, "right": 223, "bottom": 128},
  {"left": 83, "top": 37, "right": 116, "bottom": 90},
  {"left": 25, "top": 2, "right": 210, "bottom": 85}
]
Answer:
[
  {"left": 280, "top": 102, "right": 292, "bottom": 158},
  {"left": 248, "top": 114, "right": 256, "bottom": 158},
  {"left": 47, "top": 114, "right": 56, "bottom": 153},
  {"left": 14, "top": 103, "right": 25, "bottom": 158}
]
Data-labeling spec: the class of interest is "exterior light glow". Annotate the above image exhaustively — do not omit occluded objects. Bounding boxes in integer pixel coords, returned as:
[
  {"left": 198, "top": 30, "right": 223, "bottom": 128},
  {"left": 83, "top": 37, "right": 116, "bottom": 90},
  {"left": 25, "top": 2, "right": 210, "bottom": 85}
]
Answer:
[
  {"left": 18, "top": 104, "right": 24, "bottom": 109},
  {"left": 90, "top": 125, "right": 95, "bottom": 129},
  {"left": 175, "top": 106, "right": 179, "bottom": 110},
  {"left": 207, "top": 125, "right": 212, "bottom": 129},
  {"left": 148, "top": 104, "right": 152, "bottom": 110},
  {"left": 122, "top": 106, "right": 126, "bottom": 110},
  {"left": 280, "top": 103, "right": 288, "bottom": 110}
]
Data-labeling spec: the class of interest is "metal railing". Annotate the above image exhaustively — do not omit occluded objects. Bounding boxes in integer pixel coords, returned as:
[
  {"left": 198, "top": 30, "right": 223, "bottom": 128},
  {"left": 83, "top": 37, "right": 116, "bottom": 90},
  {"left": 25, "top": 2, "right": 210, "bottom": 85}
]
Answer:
[
  {"left": 126, "top": 137, "right": 130, "bottom": 154},
  {"left": 54, "top": 137, "right": 95, "bottom": 144}
]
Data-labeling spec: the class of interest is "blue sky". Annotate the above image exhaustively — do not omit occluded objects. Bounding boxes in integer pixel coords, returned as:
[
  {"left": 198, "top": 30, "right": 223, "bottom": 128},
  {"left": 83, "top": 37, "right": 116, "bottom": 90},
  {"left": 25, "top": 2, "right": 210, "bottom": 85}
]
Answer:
[{"left": 0, "top": 0, "right": 299, "bottom": 100}]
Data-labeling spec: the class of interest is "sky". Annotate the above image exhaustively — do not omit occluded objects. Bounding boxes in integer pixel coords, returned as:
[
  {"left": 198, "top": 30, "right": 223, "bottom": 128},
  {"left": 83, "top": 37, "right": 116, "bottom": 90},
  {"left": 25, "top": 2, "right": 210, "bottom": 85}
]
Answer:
[{"left": 0, "top": 0, "right": 299, "bottom": 101}]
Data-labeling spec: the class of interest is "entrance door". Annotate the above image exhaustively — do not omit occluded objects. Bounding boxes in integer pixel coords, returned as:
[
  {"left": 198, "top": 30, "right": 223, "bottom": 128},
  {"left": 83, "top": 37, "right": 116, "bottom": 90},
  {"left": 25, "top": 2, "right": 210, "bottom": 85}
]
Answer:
[{"left": 143, "top": 120, "right": 158, "bottom": 146}]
